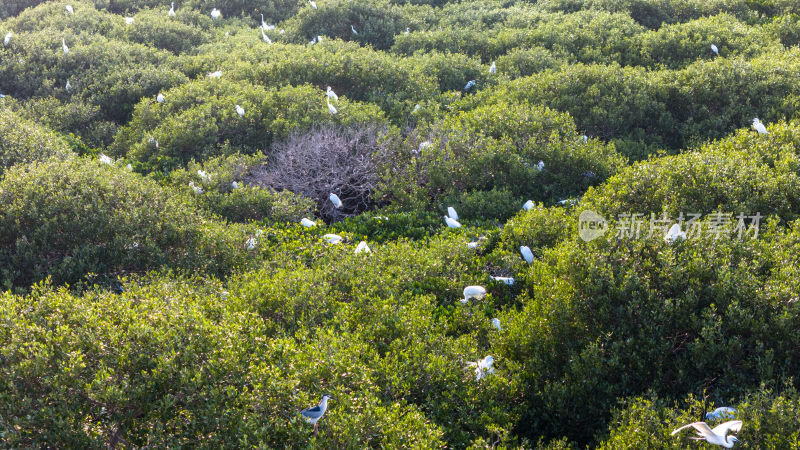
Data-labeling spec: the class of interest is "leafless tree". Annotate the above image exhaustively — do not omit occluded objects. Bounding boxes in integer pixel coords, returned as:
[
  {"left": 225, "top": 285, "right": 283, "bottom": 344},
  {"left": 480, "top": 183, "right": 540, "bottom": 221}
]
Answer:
[{"left": 247, "top": 125, "right": 389, "bottom": 222}]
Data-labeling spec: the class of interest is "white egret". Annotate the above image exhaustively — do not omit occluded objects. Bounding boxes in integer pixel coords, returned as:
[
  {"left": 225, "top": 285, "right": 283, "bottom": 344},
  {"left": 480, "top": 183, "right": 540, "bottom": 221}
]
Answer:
[
  {"left": 707, "top": 407, "right": 737, "bottom": 421},
  {"left": 310, "top": 37, "right": 317, "bottom": 45},
  {"left": 246, "top": 237, "right": 257, "bottom": 250},
  {"left": 489, "top": 61, "right": 496, "bottom": 74},
  {"left": 99, "top": 153, "right": 113, "bottom": 165},
  {"left": 327, "top": 97, "right": 337, "bottom": 114},
  {"left": 169, "top": 2, "right": 176, "bottom": 17},
  {"left": 0, "top": 94, "right": 5, "bottom": 98},
  {"left": 300, "top": 394, "right": 332, "bottom": 436},
  {"left": 522, "top": 200, "right": 534, "bottom": 211},
  {"left": 447, "top": 206, "right": 458, "bottom": 221},
  {"left": 464, "top": 79, "right": 476, "bottom": 91},
  {"left": 412, "top": 104, "right": 421, "bottom": 113},
  {"left": 65, "top": 5, "right": 74, "bottom": 14},
  {"left": 466, "top": 356, "right": 494, "bottom": 381},
  {"left": 149, "top": 136, "right": 159, "bottom": 148},
  {"left": 536, "top": 160, "right": 544, "bottom": 171},
  {"left": 490, "top": 276, "right": 514, "bottom": 286},
  {"left": 157, "top": 93, "right": 165, "bottom": 103},
  {"left": 317, "top": 35, "right": 323, "bottom": 42},
  {"left": 752, "top": 118, "right": 768, "bottom": 135},
  {"left": 520, "top": 246, "right": 534, "bottom": 264},
  {"left": 355, "top": 241, "right": 371, "bottom": 254},
  {"left": 326, "top": 86, "right": 338, "bottom": 101},
  {"left": 235, "top": 105, "right": 245, "bottom": 117},
  {"left": 62, "top": 38, "right": 69, "bottom": 55},
  {"left": 329, "top": 192, "right": 342, "bottom": 208},
  {"left": 664, "top": 223, "right": 686, "bottom": 243},
  {"left": 491, "top": 318, "right": 502, "bottom": 330},
  {"left": 405, "top": 27, "right": 410, "bottom": 34},
  {"left": 126, "top": 163, "right": 133, "bottom": 171},
  {"left": 461, "top": 285, "right": 487, "bottom": 304},
  {"left": 231, "top": 181, "right": 239, "bottom": 189},
  {"left": 208, "top": 70, "right": 222, "bottom": 78},
  {"left": 711, "top": 44, "right": 719, "bottom": 56},
  {"left": 197, "top": 169, "right": 210, "bottom": 181},
  {"left": 309, "top": 0, "right": 317, "bottom": 9},
  {"left": 261, "top": 14, "right": 273, "bottom": 30},
  {"left": 189, "top": 182, "right": 203, "bottom": 194},
  {"left": 301, "top": 218, "right": 316, "bottom": 227},
  {"left": 467, "top": 240, "right": 482, "bottom": 249},
  {"left": 65, "top": 80, "right": 71, "bottom": 92},
  {"left": 4, "top": 32, "right": 12, "bottom": 46},
  {"left": 323, "top": 234, "right": 343, "bottom": 244},
  {"left": 124, "top": 17, "right": 134, "bottom": 24},
  {"left": 444, "top": 216, "right": 461, "bottom": 228},
  {"left": 210, "top": 8, "right": 221, "bottom": 19},
  {"left": 261, "top": 28, "right": 272, "bottom": 43},
  {"left": 671, "top": 420, "right": 741, "bottom": 448},
  {"left": 581, "top": 134, "right": 588, "bottom": 142},
  {"left": 351, "top": 25, "right": 358, "bottom": 35},
  {"left": 418, "top": 141, "right": 432, "bottom": 152}
]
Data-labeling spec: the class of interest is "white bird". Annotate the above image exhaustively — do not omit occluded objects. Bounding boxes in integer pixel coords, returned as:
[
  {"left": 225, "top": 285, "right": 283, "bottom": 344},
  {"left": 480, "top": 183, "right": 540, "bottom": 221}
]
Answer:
[
  {"left": 149, "top": 136, "right": 159, "bottom": 148},
  {"left": 310, "top": 37, "right": 317, "bottom": 45},
  {"left": 62, "top": 38, "right": 69, "bottom": 55},
  {"left": 707, "top": 407, "right": 737, "bottom": 421},
  {"left": 326, "top": 86, "right": 338, "bottom": 101},
  {"left": 323, "top": 234, "right": 343, "bottom": 244},
  {"left": 261, "top": 28, "right": 272, "bottom": 43},
  {"left": 157, "top": 93, "right": 165, "bottom": 103},
  {"left": 447, "top": 206, "right": 458, "bottom": 221},
  {"left": 169, "top": 2, "right": 176, "bottom": 17},
  {"left": 351, "top": 24, "right": 358, "bottom": 35},
  {"left": 317, "top": 35, "right": 323, "bottom": 42},
  {"left": 418, "top": 141, "right": 432, "bottom": 152},
  {"left": 671, "top": 420, "right": 742, "bottom": 448},
  {"left": 752, "top": 118, "right": 768, "bottom": 135},
  {"left": 246, "top": 237, "right": 257, "bottom": 250},
  {"left": 355, "top": 241, "right": 371, "bottom": 254},
  {"left": 261, "top": 14, "right": 274, "bottom": 30},
  {"left": 300, "top": 394, "right": 332, "bottom": 436},
  {"left": 65, "top": 5, "right": 74, "bottom": 14},
  {"left": 536, "top": 160, "right": 545, "bottom": 171},
  {"left": 327, "top": 97, "right": 337, "bottom": 114},
  {"left": 412, "top": 104, "right": 421, "bottom": 113},
  {"left": 124, "top": 17, "right": 134, "bottom": 24},
  {"left": 197, "top": 169, "right": 210, "bottom": 181},
  {"left": 490, "top": 276, "right": 514, "bottom": 286},
  {"left": 522, "top": 200, "right": 534, "bottom": 211},
  {"left": 491, "top": 318, "right": 502, "bottom": 330},
  {"left": 210, "top": 8, "right": 221, "bottom": 19},
  {"left": 189, "top": 182, "right": 203, "bottom": 194},
  {"left": 461, "top": 285, "right": 487, "bottom": 304},
  {"left": 466, "top": 355, "right": 494, "bottom": 381},
  {"left": 65, "top": 80, "right": 71, "bottom": 92},
  {"left": 208, "top": 70, "right": 222, "bottom": 78},
  {"left": 231, "top": 181, "right": 239, "bottom": 189},
  {"left": 467, "top": 240, "right": 481, "bottom": 249},
  {"left": 405, "top": 27, "right": 410, "bottom": 34},
  {"left": 464, "top": 79, "right": 476, "bottom": 91},
  {"left": 309, "top": 0, "right": 317, "bottom": 9},
  {"left": 664, "top": 223, "right": 686, "bottom": 243},
  {"left": 581, "top": 134, "right": 589, "bottom": 142},
  {"left": 520, "top": 246, "right": 534, "bottom": 264},
  {"left": 126, "top": 163, "right": 133, "bottom": 171},
  {"left": 301, "top": 218, "right": 316, "bottom": 227},
  {"left": 711, "top": 44, "right": 719, "bottom": 56},
  {"left": 99, "top": 153, "right": 113, "bottom": 165},
  {"left": 329, "top": 193, "right": 342, "bottom": 208},
  {"left": 4, "top": 32, "right": 12, "bottom": 46},
  {"left": 444, "top": 216, "right": 461, "bottom": 228},
  {"left": 235, "top": 105, "right": 245, "bottom": 117},
  {"left": 0, "top": 94, "right": 5, "bottom": 98},
  {"left": 489, "top": 61, "right": 496, "bottom": 74}
]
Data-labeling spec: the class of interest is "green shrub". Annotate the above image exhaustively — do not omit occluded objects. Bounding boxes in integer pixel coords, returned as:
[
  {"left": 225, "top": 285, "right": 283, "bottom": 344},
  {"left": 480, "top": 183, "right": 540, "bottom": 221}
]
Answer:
[
  {"left": 108, "top": 7, "right": 213, "bottom": 53},
  {"left": 0, "top": 108, "right": 74, "bottom": 174},
  {"left": 494, "top": 46, "right": 564, "bottom": 79}
]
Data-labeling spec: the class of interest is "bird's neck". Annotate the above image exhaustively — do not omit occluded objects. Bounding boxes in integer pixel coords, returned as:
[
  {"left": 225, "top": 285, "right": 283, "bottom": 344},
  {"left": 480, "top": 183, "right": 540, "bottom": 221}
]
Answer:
[
  {"left": 724, "top": 437, "right": 736, "bottom": 448},
  {"left": 319, "top": 398, "right": 329, "bottom": 410}
]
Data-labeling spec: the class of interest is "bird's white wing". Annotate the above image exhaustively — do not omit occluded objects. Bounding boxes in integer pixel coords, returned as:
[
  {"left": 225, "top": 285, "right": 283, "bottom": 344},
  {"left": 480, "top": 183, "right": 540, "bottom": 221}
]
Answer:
[
  {"left": 712, "top": 420, "right": 742, "bottom": 437},
  {"left": 672, "top": 422, "right": 715, "bottom": 439}
]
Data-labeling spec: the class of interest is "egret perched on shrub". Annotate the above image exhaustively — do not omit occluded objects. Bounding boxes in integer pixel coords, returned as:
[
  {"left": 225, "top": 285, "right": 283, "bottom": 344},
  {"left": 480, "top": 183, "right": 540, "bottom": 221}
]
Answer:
[
  {"left": 62, "top": 38, "right": 69, "bottom": 55},
  {"left": 351, "top": 25, "right": 358, "bottom": 35},
  {"left": 466, "top": 356, "right": 494, "bottom": 381},
  {"left": 536, "top": 160, "right": 544, "bottom": 171},
  {"left": 672, "top": 420, "right": 741, "bottom": 448},
  {"left": 461, "top": 285, "right": 486, "bottom": 304},
  {"left": 65, "top": 80, "right": 71, "bottom": 92},
  {"left": 4, "top": 32, "right": 12, "bottom": 46},
  {"left": 464, "top": 80, "right": 476, "bottom": 91},
  {"left": 355, "top": 241, "right": 370, "bottom": 254},
  {"left": 329, "top": 193, "right": 342, "bottom": 208},
  {"left": 489, "top": 61, "right": 496, "bottom": 74},
  {"left": 210, "top": 8, "right": 221, "bottom": 19},
  {"left": 664, "top": 223, "right": 686, "bottom": 243},
  {"left": 169, "top": 2, "right": 175, "bottom": 17},
  {"left": 65, "top": 5, "right": 74, "bottom": 14},
  {"left": 324, "top": 234, "right": 342, "bottom": 244},
  {"left": 231, "top": 181, "right": 239, "bottom": 189},
  {"left": 447, "top": 206, "right": 458, "bottom": 221},
  {"left": 522, "top": 200, "right": 534, "bottom": 210},
  {"left": 246, "top": 237, "right": 257, "bottom": 250},
  {"left": 309, "top": 0, "right": 317, "bottom": 9},
  {"left": 444, "top": 216, "right": 461, "bottom": 228},
  {"left": 157, "top": 93, "right": 165, "bottom": 103},
  {"left": 149, "top": 136, "right": 159, "bottom": 148},
  {"left": 261, "top": 14, "right": 274, "bottom": 30},
  {"left": 99, "top": 153, "right": 113, "bottom": 165},
  {"left": 490, "top": 276, "right": 514, "bottom": 285},
  {"left": 300, "top": 394, "right": 332, "bottom": 436},
  {"left": 301, "top": 218, "right": 316, "bottom": 227},
  {"left": 235, "top": 105, "right": 245, "bottom": 117},
  {"left": 707, "top": 407, "right": 737, "bottom": 421},
  {"left": 124, "top": 17, "right": 134, "bottom": 24},
  {"left": 326, "top": 97, "right": 337, "bottom": 114},
  {"left": 197, "top": 170, "right": 210, "bottom": 181},
  {"left": 418, "top": 141, "right": 432, "bottom": 152},
  {"left": 520, "top": 245, "right": 534, "bottom": 264},
  {"left": 208, "top": 70, "right": 222, "bottom": 78},
  {"left": 491, "top": 318, "right": 502, "bottom": 330},
  {"left": 752, "top": 118, "right": 768, "bottom": 135},
  {"left": 261, "top": 28, "right": 272, "bottom": 43},
  {"left": 189, "top": 182, "right": 203, "bottom": 194},
  {"left": 326, "top": 86, "right": 338, "bottom": 101},
  {"left": 711, "top": 44, "right": 719, "bottom": 56}
]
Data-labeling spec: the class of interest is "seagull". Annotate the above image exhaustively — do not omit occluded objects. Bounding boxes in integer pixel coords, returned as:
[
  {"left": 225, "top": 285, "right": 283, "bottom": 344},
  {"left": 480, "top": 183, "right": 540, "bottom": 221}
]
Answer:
[
  {"left": 707, "top": 407, "right": 737, "bottom": 421},
  {"left": 261, "top": 28, "right": 272, "bottom": 43},
  {"left": 4, "top": 32, "right": 12, "bottom": 46},
  {"left": 62, "top": 38, "right": 69, "bottom": 55},
  {"left": 157, "top": 93, "right": 165, "bottom": 103},
  {"left": 169, "top": 2, "right": 176, "bottom": 17},
  {"left": 461, "top": 285, "right": 486, "bottom": 304},
  {"left": 327, "top": 97, "right": 337, "bottom": 114},
  {"left": 447, "top": 206, "right": 458, "bottom": 221},
  {"left": 210, "top": 8, "right": 221, "bottom": 19},
  {"left": 491, "top": 318, "right": 502, "bottom": 330},
  {"left": 490, "top": 276, "right": 514, "bottom": 285},
  {"left": 231, "top": 181, "right": 239, "bottom": 189},
  {"left": 300, "top": 394, "right": 332, "bottom": 436},
  {"left": 323, "top": 234, "right": 343, "bottom": 244},
  {"left": 351, "top": 24, "right": 358, "bottom": 35},
  {"left": 752, "top": 118, "right": 768, "bottom": 135},
  {"left": 711, "top": 44, "right": 719, "bottom": 56},
  {"left": 189, "top": 182, "right": 203, "bottom": 194},
  {"left": 671, "top": 420, "right": 742, "bottom": 448},
  {"left": 99, "top": 153, "right": 113, "bottom": 165},
  {"left": 489, "top": 61, "right": 496, "bottom": 74},
  {"left": 355, "top": 241, "right": 371, "bottom": 254},
  {"left": 522, "top": 200, "right": 534, "bottom": 211},
  {"left": 536, "top": 160, "right": 544, "bottom": 171},
  {"left": 65, "top": 80, "right": 71, "bottom": 92},
  {"left": 301, "top": 218, "right": 316, "bottom": 227},
  {"left": 208, "top": 70, "right": 222, "bottom": 78},
  {"left": 65, "top": 5, "right": 74, "bottom": 14},
  {"left": 329, "top": 193, "right": 342, "bottom": 208},
  {"left": 444, "top": 216, "right": 461, "bottom": 228},
  {"left": 464, "top": 79, "right": 476, "bottom": 91},
  {"left": 326, "top": 86, "right": 338, "bottom": 101},
  {"left": 309, "top": 0, "right": 317, "bottom": 9},
  {"left": 520, "top": 246, "right": 534, "bottom": 264},
  {"left": 664, "top": 223, "right": 686, "bottom": 243},
  {"left": 466, "top": 356, "right": 494, "bottom": 381},
  {"left": 197, "top": 170, "right": 210, "bottom": 181},
  {"left": 235, "top": 105, "right": 245, "bottom": 117},
  {"left": 124, "top": 17, "right": 134, "bottom": 24},
  {"left": 246, "top": 237, "right": 257, "bottom": 250}
]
